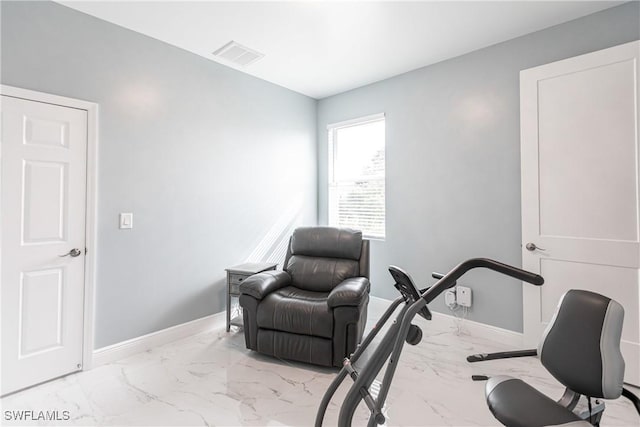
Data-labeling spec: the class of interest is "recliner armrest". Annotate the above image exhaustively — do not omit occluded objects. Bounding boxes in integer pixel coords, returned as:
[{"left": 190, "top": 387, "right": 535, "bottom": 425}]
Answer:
[
  {"left": 327, "top": 277, "right": 370, "bottom": 308},
  {"left": 239, "top": 270, "right": 291, "bottom": 300}
]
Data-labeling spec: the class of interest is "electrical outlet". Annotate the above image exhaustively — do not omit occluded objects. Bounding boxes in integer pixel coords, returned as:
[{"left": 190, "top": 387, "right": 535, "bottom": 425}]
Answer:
[
  {"left": 457, "top": 286, "right": 472, "bottom": 307},
  {"left": 444, "top": 289, "right": 457, "bottom": 308}
]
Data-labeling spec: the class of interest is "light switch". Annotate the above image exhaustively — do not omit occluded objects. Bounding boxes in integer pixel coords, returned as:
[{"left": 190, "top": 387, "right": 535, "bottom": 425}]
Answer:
[{"left": 119, "top": 213, "right": 133, "bottom": 229}]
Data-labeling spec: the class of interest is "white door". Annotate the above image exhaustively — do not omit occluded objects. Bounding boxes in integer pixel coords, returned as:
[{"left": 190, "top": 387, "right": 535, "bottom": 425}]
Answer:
[
  {"left": 521, "top": 41, "right": 640, "bottom": 386},
  {"left": 1, "top": 95, "right": 88, "bottom": 395}
]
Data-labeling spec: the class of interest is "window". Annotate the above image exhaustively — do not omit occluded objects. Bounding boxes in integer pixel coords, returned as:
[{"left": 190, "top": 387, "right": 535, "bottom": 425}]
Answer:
[{"left": 328, "top": 114, "right": 385, "bottom": 239}]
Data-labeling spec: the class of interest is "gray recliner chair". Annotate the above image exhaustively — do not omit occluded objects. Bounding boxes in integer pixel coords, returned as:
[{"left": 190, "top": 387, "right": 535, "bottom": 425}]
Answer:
[
  {"left": 484, "top": 289, "right": 640, "bottom": 426},
  {"left": 239, "top": 227, "right": 370, "bottom": 367}
]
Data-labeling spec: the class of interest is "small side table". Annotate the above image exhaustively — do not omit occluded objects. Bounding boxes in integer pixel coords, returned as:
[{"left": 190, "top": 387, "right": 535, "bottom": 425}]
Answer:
[{"left": 225, "top": 262, "right": 278, "bottom": 332}]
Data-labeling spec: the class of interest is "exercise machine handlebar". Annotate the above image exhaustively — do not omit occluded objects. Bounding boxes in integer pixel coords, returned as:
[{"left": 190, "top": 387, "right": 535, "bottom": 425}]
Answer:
[
  {"left": 332, "top": 258, "right": 543, "bottom": 427},
  {"left": 422, "top": 258, "right": 543, "bottom": 305}
]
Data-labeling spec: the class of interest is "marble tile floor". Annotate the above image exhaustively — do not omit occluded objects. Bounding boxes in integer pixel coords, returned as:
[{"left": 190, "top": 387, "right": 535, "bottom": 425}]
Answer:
[{"left": 1, "top": 298, "right": 638, "bottom": 426}]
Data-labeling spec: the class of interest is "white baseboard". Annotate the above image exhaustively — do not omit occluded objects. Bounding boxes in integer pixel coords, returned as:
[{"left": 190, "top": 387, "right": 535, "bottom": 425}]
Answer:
[
  {"left": 91, "top": 311, "right": 226, "bottom": 367},
  {"left": 370, "top": 296, "right": 523, "bottom": 347},
  {"left": 91, "top": 299, "right": 523, "bottom": 368}
]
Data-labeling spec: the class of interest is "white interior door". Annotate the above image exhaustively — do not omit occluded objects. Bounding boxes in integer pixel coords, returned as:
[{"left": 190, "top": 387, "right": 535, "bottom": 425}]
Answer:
[
  {"left": 1, "top": 95, "right": 88, "bottom": 395},
  {"left": 521, "top": 41, "right": 640, "bottom": 386}
]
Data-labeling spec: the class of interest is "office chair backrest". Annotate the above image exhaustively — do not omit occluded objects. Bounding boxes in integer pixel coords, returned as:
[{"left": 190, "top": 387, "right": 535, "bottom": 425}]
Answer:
[{"left": 538, "top": 289, "right": 625, "bottom": 399}]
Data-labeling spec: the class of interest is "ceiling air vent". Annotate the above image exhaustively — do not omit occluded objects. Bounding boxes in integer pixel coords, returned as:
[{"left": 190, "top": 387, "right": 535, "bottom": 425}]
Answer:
[{"left": 212, "top": 41, "right": 264, "bottom": 67}]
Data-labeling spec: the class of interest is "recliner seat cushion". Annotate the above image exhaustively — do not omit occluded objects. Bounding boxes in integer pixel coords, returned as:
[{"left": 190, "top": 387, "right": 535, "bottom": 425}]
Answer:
[
  {"left": 485, "top": 376, "right": 581, "bottom": 427},
  {"left": 286, "top": 255, "right": 359, "bottom": 292},
  {"left": 256, "top": 286, "right": 333, "bottom": 338}
]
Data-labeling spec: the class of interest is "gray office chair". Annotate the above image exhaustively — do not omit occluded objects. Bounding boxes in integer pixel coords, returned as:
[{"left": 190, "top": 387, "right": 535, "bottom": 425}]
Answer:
[{"left": 480, "top": 289, "right": 640, "bottom": 426}]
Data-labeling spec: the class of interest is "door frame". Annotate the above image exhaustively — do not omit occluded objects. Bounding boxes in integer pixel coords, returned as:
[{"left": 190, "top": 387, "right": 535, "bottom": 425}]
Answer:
[{"left": 0, "top": 84, "right": 99, "bottom": 370}]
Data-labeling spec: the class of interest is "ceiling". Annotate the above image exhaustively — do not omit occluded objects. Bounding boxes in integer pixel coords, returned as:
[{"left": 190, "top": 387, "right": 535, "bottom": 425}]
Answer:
[{"left": 58, "top": 1, "right": 624, "bottom": 99}]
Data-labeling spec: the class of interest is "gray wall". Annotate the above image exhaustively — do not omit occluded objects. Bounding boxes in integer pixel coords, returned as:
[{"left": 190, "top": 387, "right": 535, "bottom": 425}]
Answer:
[
  {"left": 317, "top": 1, "right": 640, "bottom": 332},
  {"left": 1, "top": 1, "right": 317, "bottom": 348},
  {"left": 3, "top": 1, "right": 638, "bottom": 346}
]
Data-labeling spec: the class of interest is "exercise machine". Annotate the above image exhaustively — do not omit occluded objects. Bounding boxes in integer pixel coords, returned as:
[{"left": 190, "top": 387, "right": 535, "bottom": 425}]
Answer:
[
  {"left": 468, "top": 289, "right": 640, "bottom": 426},
  {"left": 315, "top": 257, "right": 544, "bottom": 427}
]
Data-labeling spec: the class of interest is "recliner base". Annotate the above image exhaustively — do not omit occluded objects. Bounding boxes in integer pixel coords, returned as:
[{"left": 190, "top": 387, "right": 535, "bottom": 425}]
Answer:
[{"left": 256, "top": 329, "right": 333, "bottom": 367}]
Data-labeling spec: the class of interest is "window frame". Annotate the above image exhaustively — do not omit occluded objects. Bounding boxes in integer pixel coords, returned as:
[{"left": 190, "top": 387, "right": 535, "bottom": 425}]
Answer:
[{"left": 327, "top": 113, "right": 386, "bottom": 240}]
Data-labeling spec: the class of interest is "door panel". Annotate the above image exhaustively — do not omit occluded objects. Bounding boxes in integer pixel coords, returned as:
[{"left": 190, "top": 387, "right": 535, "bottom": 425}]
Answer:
[
  {"left": 537, "top": 59, "right": 638, "bottom": 241},
  {"left": 22, "top": 161, "right": 68, "bottom": 244},
  {"left": 521, "top": 41, "right": 640, "bottom": 385},
  {"left": 539, "top": 259, "right": 639, "bottom": 343},
  {"left": 1, "top": 95, "right": 87, "bottom": 395},
  {"left": 20, "top": 267, "right": 65, "bottom": 356},
  {"left": 24, "top": 116, "right": 69, "bottom": 148}
]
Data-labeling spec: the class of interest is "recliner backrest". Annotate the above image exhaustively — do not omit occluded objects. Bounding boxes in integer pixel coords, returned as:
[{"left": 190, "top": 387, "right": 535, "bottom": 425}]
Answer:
[
  {"left": 283, "top": 227, "right": 368, "bottom": 292},
  {"left": 538, "top": 289, "right": 625, "bottom": 399}
]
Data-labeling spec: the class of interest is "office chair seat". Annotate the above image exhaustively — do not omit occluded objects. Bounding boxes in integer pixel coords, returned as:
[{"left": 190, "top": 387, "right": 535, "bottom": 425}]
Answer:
[{"left": 486, "top": 376, "right": 582, "bottom": 427}]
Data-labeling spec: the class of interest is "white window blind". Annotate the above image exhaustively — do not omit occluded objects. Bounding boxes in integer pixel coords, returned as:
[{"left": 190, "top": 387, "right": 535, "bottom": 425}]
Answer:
[{"left": 328, "top": 114, "right": 385, "bottom": 239}]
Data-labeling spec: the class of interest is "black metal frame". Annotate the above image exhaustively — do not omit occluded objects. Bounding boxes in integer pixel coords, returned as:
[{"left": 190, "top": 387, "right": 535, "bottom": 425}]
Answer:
[
  {"left": 622, "top": 388, "right": 640, "bottom": 414},
  {"left": 315, "top": 258, "right": 544, "bottom": 427},
  {"left": 467, "top": 349, "right": 537, "bottom": 362}
]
